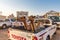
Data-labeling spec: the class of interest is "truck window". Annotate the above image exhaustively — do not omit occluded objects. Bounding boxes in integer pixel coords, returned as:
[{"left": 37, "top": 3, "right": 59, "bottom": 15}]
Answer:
[
  {"left": 48, "top": 16, "right": 59, "bottom": 22},
  {"left": 34, "top": 20, "right": 45, "bottom": 33},
  {"left": 11, "top": 19, "right": 16, "bottom": 22}
]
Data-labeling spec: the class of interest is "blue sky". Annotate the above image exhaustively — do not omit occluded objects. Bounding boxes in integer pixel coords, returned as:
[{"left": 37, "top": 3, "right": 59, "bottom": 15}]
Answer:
[{"left": 0, "top": 0, "right": 60, "bottom": 16}]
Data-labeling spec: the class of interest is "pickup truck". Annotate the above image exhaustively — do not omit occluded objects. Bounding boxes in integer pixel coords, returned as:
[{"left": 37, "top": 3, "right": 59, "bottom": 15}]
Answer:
[
  {"left": 8, "top": 18, "right": 57, "bottom": 40},
  {"left": 0, "top": 19, "right": 16, "bottom": 28}
]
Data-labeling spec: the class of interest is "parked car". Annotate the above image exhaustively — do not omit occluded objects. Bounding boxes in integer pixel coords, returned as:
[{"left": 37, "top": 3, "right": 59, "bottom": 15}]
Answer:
[{"left": 0, "top": 19, "right": 16, "bottom": 28}]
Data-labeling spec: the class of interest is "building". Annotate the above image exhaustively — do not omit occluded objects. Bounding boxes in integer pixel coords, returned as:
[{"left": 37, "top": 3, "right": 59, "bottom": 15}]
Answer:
[
  {"left": 17, "top": 11, "right": 28, "bottom": 20},
  {"left": 8, "top": 14, "right": 15, "bottom": 19},
  {"left": 0, "top": 15, "right": 6, "bottom": 20},
  {"left": 43, "top": 10, "right": 59, "bottom": 18},
  {"left": 17, "top": 11, "right": 28, "bottom": 17}
]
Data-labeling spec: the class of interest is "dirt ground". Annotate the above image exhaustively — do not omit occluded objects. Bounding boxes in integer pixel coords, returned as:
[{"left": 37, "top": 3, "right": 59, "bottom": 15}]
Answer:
[{"left": 52, "top": 29, "right": 60, "bottom": 40}]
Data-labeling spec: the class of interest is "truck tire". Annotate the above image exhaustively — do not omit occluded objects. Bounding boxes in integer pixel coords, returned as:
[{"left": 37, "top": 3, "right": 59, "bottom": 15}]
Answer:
[
  {"left": 2, "top": 24, "right": 7, "bottom": 29},
  {"left": 8, "top": 39, "right": 11, "bottom": 40},
  {"left": 46, "top": 36, "right": 50, "bottom": 40},
  {"left": 54, "top": 31, "right": 56, "bottom": 35}
]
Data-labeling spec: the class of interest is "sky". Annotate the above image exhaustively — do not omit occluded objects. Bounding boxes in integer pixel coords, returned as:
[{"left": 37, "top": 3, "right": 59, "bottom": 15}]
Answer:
[{"left": 0, "top": 0, "right": 60, "bottom": 16}]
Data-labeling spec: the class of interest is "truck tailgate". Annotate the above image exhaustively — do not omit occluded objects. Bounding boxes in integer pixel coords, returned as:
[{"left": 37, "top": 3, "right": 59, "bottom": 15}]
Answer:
[{"left": 8, "top": 28, "right": 34, "bottom": 40}]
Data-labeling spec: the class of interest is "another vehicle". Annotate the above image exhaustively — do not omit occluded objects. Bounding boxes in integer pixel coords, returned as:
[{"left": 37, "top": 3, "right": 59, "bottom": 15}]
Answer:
[
  {"left": 48, "top": 16, "right": 60, "bottom": 28},
  {"left": 0, "top": 19, "right": 16, "bottom": 28},
  {"left": 8, "top": 18, "right": 57, "bottom": 40},
  {"left": 0, "top": 19, "right": 11, "bottom": 28}
]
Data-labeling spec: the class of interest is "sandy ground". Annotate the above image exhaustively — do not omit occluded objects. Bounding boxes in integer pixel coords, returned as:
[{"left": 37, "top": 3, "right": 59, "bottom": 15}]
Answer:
[
  {"left": 52, "top": 29, "right": 60, "bottom": 40},
  {"left": 0, "top": 29, "right": 8, "bottom": 40}
]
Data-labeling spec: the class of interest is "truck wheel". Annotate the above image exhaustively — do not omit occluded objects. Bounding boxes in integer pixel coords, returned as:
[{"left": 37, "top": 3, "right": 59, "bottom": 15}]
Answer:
[
  {"left": 8, "top": 39, "right": 11, "bottom": 40},
  {"left": 54, "top": 32, "right": 56, "bottom": 35},
  {"left": 2, "top": 24, "right": 7, "bottom": 29},
  {"left": 46, "top": 36, "right": 50, "bottom": 40}
]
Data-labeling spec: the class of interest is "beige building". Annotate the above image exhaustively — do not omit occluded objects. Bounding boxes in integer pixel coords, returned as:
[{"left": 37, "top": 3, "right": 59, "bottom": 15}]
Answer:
[
  {"left": 17, "top": 11, "right": 28, "bottom": 19},
  {"left": 17, "top": 11, "right": 28, "bottom": 17},
  {"left": 0, "top": 15, "right": 6, "bottom": 20},
  {"left": 43, "top": 10, "right": 59, "bottom": 18}
]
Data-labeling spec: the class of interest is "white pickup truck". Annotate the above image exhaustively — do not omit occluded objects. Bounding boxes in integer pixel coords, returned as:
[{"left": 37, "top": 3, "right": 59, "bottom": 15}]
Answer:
[
  {"left": 0, "top": 19, "right": 16, "bottom": 28},
  {"left": 8, "top": 19, "right": 57, "bottom": 40}
]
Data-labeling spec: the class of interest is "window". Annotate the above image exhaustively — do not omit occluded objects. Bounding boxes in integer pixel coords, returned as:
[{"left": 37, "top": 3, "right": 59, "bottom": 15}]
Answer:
[
  {"left": 48, "top": 16, "right": 59, "bottom": 22},
  {"left": 5, "top": 19, "right": 9, "bottom": 21},
  {"left": 11, "top": 19, "right": 16, "bottom": 22},
  {"left": 34, "top": 20, "right": 45, "bottom": 33}
]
